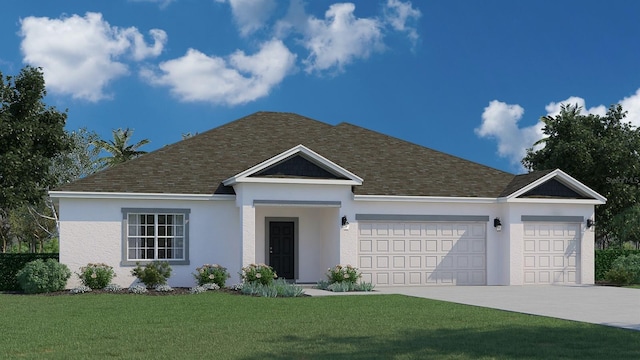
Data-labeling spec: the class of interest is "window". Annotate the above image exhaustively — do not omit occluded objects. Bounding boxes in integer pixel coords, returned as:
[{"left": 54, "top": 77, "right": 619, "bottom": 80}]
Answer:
[{"left": 122, "top": 208, "right": 190, "bottom": 265}]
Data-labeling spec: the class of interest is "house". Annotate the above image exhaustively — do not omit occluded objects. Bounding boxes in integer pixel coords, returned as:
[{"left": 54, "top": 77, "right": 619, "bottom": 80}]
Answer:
[{"left": 50, "top": 112, "right": 606, "bottom": 288}]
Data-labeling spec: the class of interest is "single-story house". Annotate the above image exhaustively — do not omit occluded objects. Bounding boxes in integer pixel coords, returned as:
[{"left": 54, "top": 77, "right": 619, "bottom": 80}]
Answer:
[{"left": 50, "top": 112, "right": 606, "bottom": 288}]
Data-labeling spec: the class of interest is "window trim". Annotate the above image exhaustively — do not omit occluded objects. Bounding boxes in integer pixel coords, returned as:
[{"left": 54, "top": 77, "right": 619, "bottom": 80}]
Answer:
[{"left": 121, "top": 208, "right": 190, "bottom": 266}]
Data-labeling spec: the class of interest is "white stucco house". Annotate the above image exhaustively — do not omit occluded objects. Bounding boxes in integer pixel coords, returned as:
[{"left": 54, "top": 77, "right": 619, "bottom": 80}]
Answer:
[{"left": 50, "top": 112, "right": 606, "bottom": 288}]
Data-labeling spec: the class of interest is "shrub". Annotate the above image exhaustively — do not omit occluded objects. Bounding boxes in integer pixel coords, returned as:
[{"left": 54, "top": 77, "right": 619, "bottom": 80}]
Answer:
[
  {"left": 103, "top": 284, "right": 122, "bottom": 293},
  {"left": 326, "top": 264, "right": 361, "bottom": 284},
  {"left": 605, "top": 268, "right": 635, "bottom": 285},
  {"left": 154, "top": 284, "right": 174, "bottom": 292},
  {"left": 193, "top": 264, "right": 230, "bottom": 287},
  {"left": 240, "top": 263, "right": 277, "bottom": 286},
  {"left": 595, "top": 249, "right": 640, "bottom": 281},
  {"left": 609, "top": 254, "right": 640, "bottom": 284},
  {"left": 0, "top": 253, "right": 59, "bottom": 291},
  {"left": 240, "top": 278, "right": 305, "bottom": 297},
  {"left": 77, "top": 263, "right": 115, "bottom": 289},
  {"left": 131, "top": 261, "right": 172, "bottom": 288},
  {"left": 69, "top": 285, "right": 92, "bottom": 294},
  {"left": 128, "top": 284, "right": 148, "bottom": 294},
  {"left": 190, "top": 285, "right": 206, "bottom": 294},
  {"left": 16, "top": 258, "right": 71, "bottom": 294},
  {"left": 201, "top": 283, "right": 220, "bottom": 291}
]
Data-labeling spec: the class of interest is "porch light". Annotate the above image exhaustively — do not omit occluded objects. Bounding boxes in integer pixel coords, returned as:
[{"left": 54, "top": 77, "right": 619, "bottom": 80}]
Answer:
[
  {"left": 586, "top": 219, "right": 594, "bottom": 228},
  {"left": 341, "top": 215, "right": 349, "bottom": 227},
  {"left": 493, "top": 218, "right": 502, "bottom": 232}
]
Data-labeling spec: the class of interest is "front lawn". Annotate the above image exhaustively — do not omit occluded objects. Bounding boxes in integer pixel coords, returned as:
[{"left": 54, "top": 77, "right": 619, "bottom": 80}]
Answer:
[{"left": 1, "top": 292, "right": 639, "bottom": 359}]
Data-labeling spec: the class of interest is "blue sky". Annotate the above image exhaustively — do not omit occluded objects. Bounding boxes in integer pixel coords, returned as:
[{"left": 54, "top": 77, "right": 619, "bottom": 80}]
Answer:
[{"left": 1, "top": 1, "right": 639, "bottom": 174}]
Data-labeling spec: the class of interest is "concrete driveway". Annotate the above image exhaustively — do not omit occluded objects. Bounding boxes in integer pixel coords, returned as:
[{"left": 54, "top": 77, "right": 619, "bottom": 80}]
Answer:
[{"left": 374, "top": 285, "right": 640, "bottom": 331}]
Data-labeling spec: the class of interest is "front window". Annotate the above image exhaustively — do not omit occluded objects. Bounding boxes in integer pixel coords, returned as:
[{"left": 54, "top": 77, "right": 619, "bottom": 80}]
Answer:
[{"left": 122, "top": 208, "right": 190, "bottom": 265}]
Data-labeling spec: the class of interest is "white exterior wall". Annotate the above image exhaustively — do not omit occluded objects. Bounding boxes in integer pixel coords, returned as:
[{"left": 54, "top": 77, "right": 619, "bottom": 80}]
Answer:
[
  {"left": 58, "top": 197, "right": 240, "bottom": 288},
  {"left": 504, "top": 201, "right": 595, "bottom": 285}
]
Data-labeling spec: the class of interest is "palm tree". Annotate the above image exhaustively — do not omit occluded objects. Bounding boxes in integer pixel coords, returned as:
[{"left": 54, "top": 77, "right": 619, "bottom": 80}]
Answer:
[{"left": 93, "top": 128, "right": 150, "bottom": 169}]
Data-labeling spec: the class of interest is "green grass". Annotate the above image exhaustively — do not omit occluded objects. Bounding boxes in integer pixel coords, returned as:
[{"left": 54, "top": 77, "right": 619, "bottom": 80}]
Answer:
[{"left": 1, "top": 292, "right": 639, "bottom": 359}]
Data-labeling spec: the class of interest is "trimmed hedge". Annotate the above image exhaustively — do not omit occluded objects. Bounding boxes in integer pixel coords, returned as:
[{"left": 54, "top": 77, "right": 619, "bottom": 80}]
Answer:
[
  {"left": 0, "top": 253, "right": 59, "bottom": 291},
  {"left": 595, "top": 249, "right": 640, "bottom": 281}
]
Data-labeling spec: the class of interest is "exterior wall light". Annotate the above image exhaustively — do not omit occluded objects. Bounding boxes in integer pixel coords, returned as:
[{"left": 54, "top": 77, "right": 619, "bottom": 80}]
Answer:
[
  {"left": 341, "top": 215, "right": 349, "bottom": 227},
  {"left": 586, "top": 219, "right": 594, "bottom": 228},
  {"left": 493, "top": 218, "right": 502, "bottom": 232}
]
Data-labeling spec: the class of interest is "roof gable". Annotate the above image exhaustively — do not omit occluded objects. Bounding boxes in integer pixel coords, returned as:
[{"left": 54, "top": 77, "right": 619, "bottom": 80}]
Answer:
[
  {"left": 502, "top": 169, "right": 606, "bottom": 203},
  {"left": 223, "top": 144, "right": 363, "bottom": 186}
]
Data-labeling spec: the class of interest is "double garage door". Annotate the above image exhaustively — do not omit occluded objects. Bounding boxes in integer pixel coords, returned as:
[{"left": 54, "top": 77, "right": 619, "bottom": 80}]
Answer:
[
  {"left": 358, "top": 220, "right": 581, "bottom": 286},
  {"left": 358, "top": 222, "right": 487, "bottom": 286}
]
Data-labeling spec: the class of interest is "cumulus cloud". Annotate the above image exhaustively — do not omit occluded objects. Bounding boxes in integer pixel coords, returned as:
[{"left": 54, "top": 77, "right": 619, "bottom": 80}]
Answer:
[
  {"left": 383, "top": 0, "right": 421, "bottom": 45},
  {"left": 302, "top": 3, "right": 385, "bottom": 73},
  {"left": 216, "top": 0, "right": 277, "bottom": 37},
  {"left": 477, "top": 92, "right": 640, "bottom": 170},
  {"left": 141, "top": 39, "right": 296, "bottom": 105},
  {"left": 475, "top": 100, "right": 543, "bottom": 168},
  {"left": 20, "top": 12, "right": 166, "bottom": 102}
]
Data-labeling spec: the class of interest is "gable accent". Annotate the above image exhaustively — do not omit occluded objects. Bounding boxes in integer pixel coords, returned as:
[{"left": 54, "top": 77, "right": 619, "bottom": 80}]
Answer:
[
  {"left": 251, "top": 155, "right": 349, "bottom": 180},
  {"left": 502, "top": 169, "right": 606, "bottom": 204},
  {"left": 519, "top": 178, "right": 588, "bottom": 199},
  {"left": 223, "top": 144, "right": 363, "bottom": 186}
]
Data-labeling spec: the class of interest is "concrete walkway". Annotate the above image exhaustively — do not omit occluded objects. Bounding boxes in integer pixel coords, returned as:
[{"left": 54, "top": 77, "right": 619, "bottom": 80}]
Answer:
[{"left": 305, "top": 285, "right": 640, "bottom": 331}]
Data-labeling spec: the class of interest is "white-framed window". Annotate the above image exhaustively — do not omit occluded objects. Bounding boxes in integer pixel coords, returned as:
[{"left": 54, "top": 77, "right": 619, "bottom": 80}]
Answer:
[{"left": 121, "top": 208, "right": 190, "bottom": 265}]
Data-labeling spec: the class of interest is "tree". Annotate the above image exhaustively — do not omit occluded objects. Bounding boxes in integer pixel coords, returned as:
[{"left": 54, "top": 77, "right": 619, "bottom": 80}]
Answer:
[
  {"left": 523, "top": 104, "right": 640, "bottom": 246},
  {"left": 0, "top": 66, "right": 70, "bottom": 209},
  {"left": 93, "top": 128, "right": 150, "bottom": 169},
  {"left": 51, "top": 127, "right": 101, "bottom": 184}
]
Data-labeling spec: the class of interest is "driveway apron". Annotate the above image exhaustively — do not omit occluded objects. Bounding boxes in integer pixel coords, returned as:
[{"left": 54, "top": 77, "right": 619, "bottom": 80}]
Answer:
[{"left": 374, "top": 285, "right": 640, "bottom": 331}]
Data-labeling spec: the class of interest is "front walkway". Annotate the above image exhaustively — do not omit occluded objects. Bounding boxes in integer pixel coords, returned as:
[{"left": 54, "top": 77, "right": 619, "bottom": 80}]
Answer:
[{"left": 305, "top": 285, "right": 640, "bottom": 331}]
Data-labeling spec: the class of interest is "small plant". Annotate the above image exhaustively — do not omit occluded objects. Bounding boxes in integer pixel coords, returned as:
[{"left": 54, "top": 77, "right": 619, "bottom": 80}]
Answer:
[
  {"left": 240, "top": 278, "right": 305, "bottom": 297},
  {"left": 77, "top": 263, "right": 115, "bottom": 289},
  {"left": 16, "top": 259, "right": 71, "bottom": 294},
  {"left": 103, "top": 284, "right": 123, "bottom": 292},
  {"left": 193, "top": 264, "right": 230, "bottom": 288},
  {"left": 326, "top": 264, "right": 361, "bottom": 284},
  {"left": 131, "top": 261, "right": 172, "bottom": 288},
  {"left": 318, "top": 264, "right": 374, "bottom": 292},
  {"left": 201, "top": 283, "right": 220, "bottom": 291},
  {"left": 69, "top": 285, "right": 93, "bottom": 294},
  {"left": 128, "top": 284, "right": 148, "bottom": 294},
  {"left": 190, "top": 285, "right": 206, "bottom": 294},
  {"left": 272, "top": 278, "right": 305, "bottom": 297},
  {"left": 154, "top": 284, "right": 174, "bottom": 292},
  {"left": 605, "top": 268, "right": 635, "bottom": 285},
  {"left": 231, "top": 283, "right": 243, "bottom": 291},
  {"left": 240, "top": 263, "right": 277, "bottom": 286}
]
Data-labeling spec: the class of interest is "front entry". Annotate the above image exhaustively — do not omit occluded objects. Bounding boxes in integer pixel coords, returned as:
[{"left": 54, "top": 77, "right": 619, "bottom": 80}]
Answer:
[{"left": 269, "top": 221, "right": 295, "bottom": 280}]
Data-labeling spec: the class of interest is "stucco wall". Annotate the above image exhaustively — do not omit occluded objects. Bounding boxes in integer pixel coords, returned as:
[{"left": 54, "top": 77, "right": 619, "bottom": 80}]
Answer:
[{"left": 58, "top": 197, "right": 240, "bottom": 288}]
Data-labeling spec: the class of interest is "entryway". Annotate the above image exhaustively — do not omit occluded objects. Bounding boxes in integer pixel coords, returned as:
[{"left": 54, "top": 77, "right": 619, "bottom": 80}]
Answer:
[{"left": 268, "top": 220, "right": 295, "bottom": 280}]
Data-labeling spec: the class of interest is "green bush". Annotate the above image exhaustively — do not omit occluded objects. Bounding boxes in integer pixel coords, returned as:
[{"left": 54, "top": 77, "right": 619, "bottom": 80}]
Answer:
[
  {"left": 595, "top": 249, "right": 640, "bottom": 281},
  {"left": 240, "top": 278, "right": 304, "bottom": 297},
  {"left": 77, "top": 263, "right": 115, "bottom": 289},
  {"left": 605, "top": 268, "right": 635, "bottom": 285},
  {"left": 16, "top": 258, "right": 71, "bottom": 294},
  {"left": 326, "top": 264, "right": 361, "bottom": 284},
  {"left": 193, "top": 264, "right": 230, "bottom": 287},
  {"left": 609, "top": 254, "right": 640, "bottom": 284},
  {"left": 240, "top": 263, "right": 277, "bottom": 285},
  {"left": 131, "top": 261, "right": 172, "bottom": 288},
  {"left": 0, "top": 253, "right": 59, "bottom": 291}
]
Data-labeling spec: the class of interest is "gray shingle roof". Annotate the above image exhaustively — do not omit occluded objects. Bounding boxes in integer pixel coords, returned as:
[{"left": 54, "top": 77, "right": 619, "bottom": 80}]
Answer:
[{"left": 56, "top": 111, "right": 537, "bottom": 197}]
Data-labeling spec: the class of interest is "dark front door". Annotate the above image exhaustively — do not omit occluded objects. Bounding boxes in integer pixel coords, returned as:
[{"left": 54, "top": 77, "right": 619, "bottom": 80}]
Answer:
[{"left": 269, "top": 221, "right": 295, "bottom": 280}]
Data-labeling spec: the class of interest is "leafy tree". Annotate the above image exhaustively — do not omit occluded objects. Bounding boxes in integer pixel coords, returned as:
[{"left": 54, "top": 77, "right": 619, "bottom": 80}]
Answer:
[
  {"left": 51, "top": 127, "right": 101, "bottom": 184},
  {"left": 93, "top": 128, "right": 149, "bottom": 169},
  {"left": 523, "top": 104, "right": 640, "bottom": 246},
  {"left": 0, "top": 66, "right": 70, "bottom": 209}
]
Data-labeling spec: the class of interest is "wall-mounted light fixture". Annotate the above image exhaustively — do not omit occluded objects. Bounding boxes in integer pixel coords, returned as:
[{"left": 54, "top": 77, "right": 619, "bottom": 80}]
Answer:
[
  {"left": 586, "top": 219, "right": 594, "bottom": 228},
  {"left": 341, "top": 215, "right": 349, "bottom": 227},
  {"left": 493, "top": 218, "right": 502, "bottom": 232}
]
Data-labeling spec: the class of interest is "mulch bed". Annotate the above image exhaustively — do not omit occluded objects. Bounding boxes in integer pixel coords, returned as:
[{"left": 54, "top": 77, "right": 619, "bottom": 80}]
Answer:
[{"left": 1, "top": 287, "right": 243, "bottom": 296}]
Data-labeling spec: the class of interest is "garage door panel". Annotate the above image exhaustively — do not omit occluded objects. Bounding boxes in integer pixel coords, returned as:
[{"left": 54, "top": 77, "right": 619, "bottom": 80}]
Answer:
[
  {"left": 523, "top": 222, "right": 580, "bottom": 285},
  {"left": 358, "top": 222, "right": 486, "bottom": 286}
]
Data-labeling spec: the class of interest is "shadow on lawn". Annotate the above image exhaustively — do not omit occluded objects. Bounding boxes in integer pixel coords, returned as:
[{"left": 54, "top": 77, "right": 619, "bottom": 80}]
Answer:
[{"left": 242, "top": 323, "right": 640, "bottom": 360}]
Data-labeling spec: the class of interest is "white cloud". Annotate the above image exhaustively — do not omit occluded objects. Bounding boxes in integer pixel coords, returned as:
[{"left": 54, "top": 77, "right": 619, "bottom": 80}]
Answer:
[
  {"left": 20, "top": 12, "right": 166, "bottom": 102},
  {"left": 383, "top": 0, "right": 421, "bottom": 45},
  {"left": 475, "top": 100, "right": 543, "bottom": 168},
  {"left": 216, "top": 0, "right": 277, "bottom": 37},
  {"left": 620, "top": 89, "right": 640, "bottom": 126},
  {"left": 128, "top": 0, "right": 175, "bottom": 8},
  {"left": 141, "top": 39, "right": 296, "bottom": 105},
  {"left": 302, "top": 3, "right": 385, "bottom": 73},
  {"left": 477, "top": 93, "right": 640, "bottom": 170},
  {"left": 544, "top": 96, "right": 606, "bottom": 117}
]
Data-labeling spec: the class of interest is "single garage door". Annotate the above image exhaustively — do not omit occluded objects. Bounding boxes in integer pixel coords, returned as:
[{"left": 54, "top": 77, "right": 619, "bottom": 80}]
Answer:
[
  {"left": 523, "top": 222, "right": 580, "bottom": 284},
  {"left": 358, "top": 222, "right": 486, "bottom": 286}
]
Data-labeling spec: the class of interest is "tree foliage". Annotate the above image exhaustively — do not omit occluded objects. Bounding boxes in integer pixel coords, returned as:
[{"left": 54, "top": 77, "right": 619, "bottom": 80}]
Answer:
[
  {"left": 93, "top": 128, "right": 149, "bottom": 169},
  {"left": 0, "top": 66, "right": 70, "bottom": 209},
  {"left": 51, "top": 127, "right": 101, "bottom": 184},
  {"left": 522, "top": 104, "right": 640, "bottom": 246}
]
